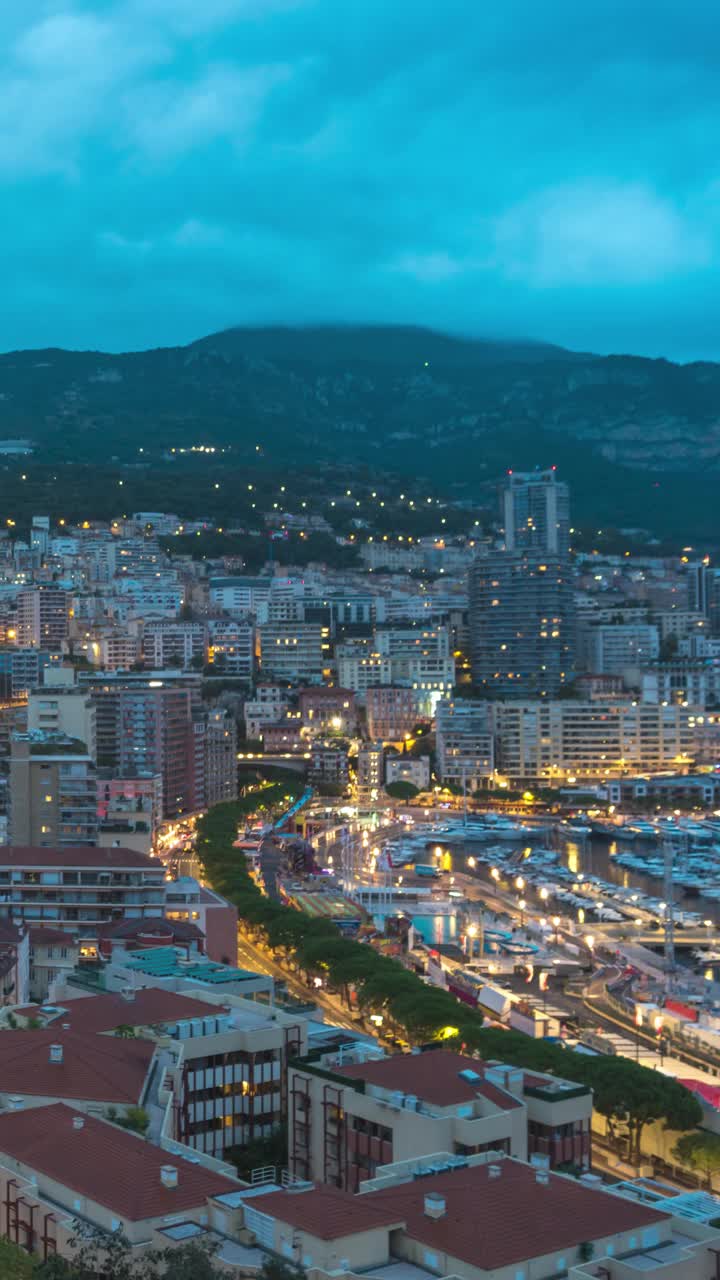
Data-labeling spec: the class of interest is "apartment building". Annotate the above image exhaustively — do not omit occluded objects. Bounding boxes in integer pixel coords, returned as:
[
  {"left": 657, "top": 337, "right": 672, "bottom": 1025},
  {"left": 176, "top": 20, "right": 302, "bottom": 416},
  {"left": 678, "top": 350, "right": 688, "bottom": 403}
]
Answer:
[
  {"left": 9, "top": 734, "right": 98, "bottom": 847},
  {"left": 143, "top": 619, "right": 207, "bottom": 669},
  {"left": 288, "top": 1048, "right": 591, "bottom": 1190},
  {"left": 385, "top": 755, "right": 430, "bottom": 791},
  {"left": 207, "top": 617, "right": 255, "bottom": 680},
  {"left": 203, "top": 708, "right": 238, "bottom": 807},
  {"left": 0, "top": 1104, "right": 241, "bottom": 1267},
  {"left": 209, "top": 574, "right": 273, "bottom": 616},
  {"left": 491, "top": 700, "right": 695, "bottom": 783},
  {"left": 299, "top": 686, "right": 357, "bottom": 734},
  {"left": 258, "top": 621, "right": 330, "bottom": 680},
  {"left": 365, "top": 686, "right": 417, "bottom": 741},
  {"left": 436, "top": 699, "right": 495, "bottom": 790},
  {"left": 80, "top": 673, "right": 202, "bottom": 817},
  {"left": 249, "top": 1152, "right": 678, "bottom": 1280},
  {"left": 336, "top": 648, "right": 392, "bottom": 694},
  {"left": 356, "top": 744, "right": 384, "bottom": 798},
  {"left": 641, "top": 660, "right": 720, "bottom": 708},
  {"left": 27, "top": 685, "right": 96, "bottom": 758},
  {"left": 469, "top": 552, "right": 575, "bottom": 698},
  {"left": 16, "top": 587, "right": 69, "bottom": 648},
  {"left": 0, "top": 846, "right": 166, "bottom": 937},
  {"left": 0, "top": 649, "right": 62, "bottom": 700},
  {"left": 581, "top": 623, "right": 659, "bottom": 675}
]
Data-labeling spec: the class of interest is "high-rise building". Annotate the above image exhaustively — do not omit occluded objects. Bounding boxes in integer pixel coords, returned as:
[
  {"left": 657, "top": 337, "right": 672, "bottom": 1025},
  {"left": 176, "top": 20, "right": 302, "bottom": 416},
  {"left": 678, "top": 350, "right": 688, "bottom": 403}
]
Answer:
[
  {"left": 27, "top": 686, "right": 97, "bottom": 760},
  {"left": 202, "top": 709, "right": 238, "bottom": 807},
  {"left": 436, "top": 698, "right": 495, "bottom": 790},
  {"left": 79, "top": 674, "right": 202, "bottom": 817},
  {"left": 9, "top": 733, "right": 98, "bottom": 847},
  {"left": 502, "top": 468, "right": 570, "bottom": 555},
  {"left": 16, "top": 589, "right": 69, "bottom": 649},
  {"left": 469, "top": 552, "right": 575, "bottom": 698}
]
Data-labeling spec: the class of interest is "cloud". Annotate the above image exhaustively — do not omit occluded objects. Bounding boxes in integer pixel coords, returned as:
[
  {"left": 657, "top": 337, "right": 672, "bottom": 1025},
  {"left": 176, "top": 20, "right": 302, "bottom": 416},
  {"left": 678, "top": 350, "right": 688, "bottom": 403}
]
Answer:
[
  {"left": 121, "top": 64, "right": 292, "bottom": 159},
  {"left": 2, "top": 0, "right": 720, "bottom": 357},
  {"left": 494, "top": 182, "right": 711, "bottom": 286}
]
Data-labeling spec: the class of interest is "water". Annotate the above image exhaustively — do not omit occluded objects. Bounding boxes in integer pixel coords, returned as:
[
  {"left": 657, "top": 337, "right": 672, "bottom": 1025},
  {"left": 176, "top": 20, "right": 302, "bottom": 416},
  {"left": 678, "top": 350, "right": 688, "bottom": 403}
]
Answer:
[{"left": 402, "top": 912, "right": 459, "bottom": 946}]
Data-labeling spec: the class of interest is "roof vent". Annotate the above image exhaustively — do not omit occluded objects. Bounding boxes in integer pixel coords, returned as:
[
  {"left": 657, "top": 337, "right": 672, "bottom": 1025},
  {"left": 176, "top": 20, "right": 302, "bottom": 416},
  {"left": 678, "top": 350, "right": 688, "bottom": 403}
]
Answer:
[
  {"left": 488, "top": 1164, "right": 502, "bottom": 1180},
  {"left": 7, "top": 1097, "right": 23, "bottom": 1111},
  {"left": 536, "top": 1169, "right": 550, "bottom": 1186},
  {"left": 286, "top": 1181, "right": 314, "bottom": 1194},
  {"left": 424, "top": 1193, "right": 446, "bottom": 1219},
  {"left": 49, "top": 1043, "right": 63, "bottom": 1065},
  {"left": 121, "top": 988, "right": 135, "bottom": 1002},
  {"left": 73, "top": 1116, "right": 84, "bottom": 1131},
  {"left": 160, "top": 1166, "right": 178, "bottom": 1189}
]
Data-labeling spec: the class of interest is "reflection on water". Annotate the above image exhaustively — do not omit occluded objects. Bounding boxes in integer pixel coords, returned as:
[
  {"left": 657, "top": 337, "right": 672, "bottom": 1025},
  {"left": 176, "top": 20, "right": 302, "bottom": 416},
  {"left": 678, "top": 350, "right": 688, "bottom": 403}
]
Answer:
[{"left": 566, "top": 841, "right": 579, "bottom": 874}]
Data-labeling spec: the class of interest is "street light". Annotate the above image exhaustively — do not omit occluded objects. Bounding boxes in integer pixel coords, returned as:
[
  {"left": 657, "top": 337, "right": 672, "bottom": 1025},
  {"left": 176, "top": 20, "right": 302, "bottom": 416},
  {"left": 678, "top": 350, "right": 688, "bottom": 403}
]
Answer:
[
  {"left": 539, "top": 887, "right": 548, "bottom": 901},
  {"left": 467, "top": 856, "right": 476, "bottom": 869},
  {"left": 635, "top": 1005, "right": 643, "bottom": 1061},
  {"left": 490, "top": 867, "right": 500, "bottom": 881},
  {"left": 515, "top": 875, "right": 525, "bottom": 891},
  {"left": 552, "top": 916, "right": 561, "bottom": 943},
  {"left": 518, "top": 898, "right": 526, "bottom": 927}
]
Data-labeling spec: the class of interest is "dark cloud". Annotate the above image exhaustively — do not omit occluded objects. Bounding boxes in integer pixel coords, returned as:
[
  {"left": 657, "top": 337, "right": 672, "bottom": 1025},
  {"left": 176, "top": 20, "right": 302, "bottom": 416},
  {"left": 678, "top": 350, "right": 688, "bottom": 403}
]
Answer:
[{"left": 2, "top": 0, "right": 719, "bottom": 358}]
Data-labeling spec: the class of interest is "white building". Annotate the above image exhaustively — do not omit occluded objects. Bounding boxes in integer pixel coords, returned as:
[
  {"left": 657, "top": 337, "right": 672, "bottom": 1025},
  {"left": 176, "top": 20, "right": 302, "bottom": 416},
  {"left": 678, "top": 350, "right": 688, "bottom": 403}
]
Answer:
[{"left": 436, "top": 699, "right": 495, "bottom": 790}]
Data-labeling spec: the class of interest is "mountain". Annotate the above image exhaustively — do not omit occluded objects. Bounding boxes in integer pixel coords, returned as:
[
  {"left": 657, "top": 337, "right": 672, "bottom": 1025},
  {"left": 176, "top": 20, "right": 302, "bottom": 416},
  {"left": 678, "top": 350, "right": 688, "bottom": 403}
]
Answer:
[{"left": 0, "top": 324, "right": 718, "bottom": 538}]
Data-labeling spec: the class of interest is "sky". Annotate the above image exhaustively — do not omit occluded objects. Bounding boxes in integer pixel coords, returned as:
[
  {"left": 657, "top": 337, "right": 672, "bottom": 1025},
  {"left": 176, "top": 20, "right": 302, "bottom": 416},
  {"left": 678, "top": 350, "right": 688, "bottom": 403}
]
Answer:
[{"left": 2, "top": 0, "right": 719, "bottom": 360}]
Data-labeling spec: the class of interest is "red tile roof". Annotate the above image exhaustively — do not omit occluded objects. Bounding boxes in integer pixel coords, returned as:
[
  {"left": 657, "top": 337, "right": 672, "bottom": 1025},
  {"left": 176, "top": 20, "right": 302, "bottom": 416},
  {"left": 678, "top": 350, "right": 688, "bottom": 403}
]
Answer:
[
  {"left": 370, "top": 1161, "right": 667, "bottom": 1270},
  {"left": 29, "top": 926, "right": 75, "bottom": 944},
  {"left": 339, "top": 1049, "right": 524, "bottom": 1109},
  {"left": 0, "top": 846, "right": 158, "bottom": 868},
  {"left": 27, "top": 989, "right": 222, "bottom": 1035},
  {"left": 252, "top": 1185, "right": 404, "bottom": 1240},
  {"left": 0, "top": 1028, "right": 154, "bottom": 1103},
  {"left": 0, "top": 1103, "right": 239, "bottom": 1220},
  {"left": 256, "top": 1162, "right": 667, "bottom": 1265}
]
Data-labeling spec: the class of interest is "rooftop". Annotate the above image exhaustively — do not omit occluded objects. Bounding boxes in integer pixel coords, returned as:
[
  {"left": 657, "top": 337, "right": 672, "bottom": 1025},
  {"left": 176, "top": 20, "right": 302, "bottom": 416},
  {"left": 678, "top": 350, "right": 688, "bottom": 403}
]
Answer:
[
  {"left": 0, "top": 1027, "right": 154, "bottom": 1103},
  {"left": 122, "top": 946, "right": 259, "bottom": 984},
  {"left": 338, "top": 1049, "right": 525, "bottom": 1109},
  {"left": 16, "top": 988, "right": 221, "bottom": 1034},
  {"left": 0, "top": 1103, "right": 239, "bottom": 1220},
  {"left": 0, "top": 846, "right": 158, "bottom": 869},
  {"left": 255, "top": 1161, "right": 668, "bottom": 1268}
]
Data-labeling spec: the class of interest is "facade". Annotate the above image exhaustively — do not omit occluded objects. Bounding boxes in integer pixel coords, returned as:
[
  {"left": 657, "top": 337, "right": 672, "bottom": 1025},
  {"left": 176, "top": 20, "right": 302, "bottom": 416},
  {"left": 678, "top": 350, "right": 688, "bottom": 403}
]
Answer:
[
  {"left": 336, "top": 649, "right": 392, "bottom": 694},
  {"left": 9, "top": 734, "right": 98, "bottom": 847},
  {"left": 0, "top": 846, "right": 166, "bottom": 937},
  {"left": 164, "top": 877, "right": 238, "bottom": 965},
  {"left": 309, "top": 742, "right": 350, "bottom": 787},
  {"left": 583, "top": 623, "right": 659, "bottom": 675},
  {"left": 28, "top": 926, "right": 79, "bottom": 1000},
  {"left": 365, "top": 686, "right": 417, "bottom": 741},
  {"left": 143, "top": 620, "right": 207, "bottom": 669},
  {"left": 259, "top": 621, "right": 330, "bottom": 681},
  {"left": 26, "top": 686, "right": 97, "bottom": 758},
  {"left": 288, "top": 1048, "right": 592, "bottom": 1190},
  {"left": 207, "top": 617, "right": 255, "bottom": 680},
  {"left": 501, "top": 468, "right": 570, "bottom": 556},
  {"left": 385, "top": 755, "right": 430, "bottom": 790},
  {"left": 83, "top": 676, "right": 201, "bottom": 817},
  {"left": 299, "top": 686, "right": 357, "bottom": 734},
  {"left": 641, "top": 660, "right": 720, "bottom": 708},
  {"left": 469, "top": 552, "right": 575, "bottom": 698},
  {"left": 250, "top": 1153, "right": 682, "bottom": 1280},
  {"left": 436, "top": 699, "right": 494, "bottom": 789},
  {"left": 16, "top": 588, "right": 69, "bottom": 649},
  {"left": 491, "top": 700, "right": 696, "bottom": 783},
  {"left": 356, "top": 744, "right": 384, "bottom": 798},
  {"left": 0, "top": 1104, "right": 241, "bottom": 1266}
]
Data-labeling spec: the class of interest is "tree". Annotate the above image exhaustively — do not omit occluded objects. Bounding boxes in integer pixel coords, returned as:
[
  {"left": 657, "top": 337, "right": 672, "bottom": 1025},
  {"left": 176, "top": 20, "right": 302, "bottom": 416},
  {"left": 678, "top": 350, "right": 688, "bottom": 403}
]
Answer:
[
  {"left": 385, "top": 781, "right": 419, "bottom": 801},
  {"left": 259, "top": 1258, "right": 307, "bottom": 1280},
  {"left": 673, "top": 1131, "right": 720, "bottom": 1188},
  {"left": 113, "top": 1024, "right": 137, "bottom": 1039},
  {"left": 0, "top": 1238, "right": 34, "bottom": 1278}
]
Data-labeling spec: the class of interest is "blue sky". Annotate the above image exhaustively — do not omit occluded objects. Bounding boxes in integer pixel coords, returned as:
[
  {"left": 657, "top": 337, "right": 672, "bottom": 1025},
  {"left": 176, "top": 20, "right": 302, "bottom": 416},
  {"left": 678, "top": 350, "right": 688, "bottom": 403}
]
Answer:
[{"left": 2, "top": 0, "right": 719, "bottom": 359}]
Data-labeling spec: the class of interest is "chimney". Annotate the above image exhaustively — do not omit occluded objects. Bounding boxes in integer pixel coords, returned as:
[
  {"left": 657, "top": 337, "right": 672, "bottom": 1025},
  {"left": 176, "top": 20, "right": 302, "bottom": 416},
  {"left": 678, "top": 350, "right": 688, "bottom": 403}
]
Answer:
[
  {"left": 536, "top": 1169, "right": 550, "bottom": 1186},
  {"left": 424, "top": 1194, "right": 446, "bottom": 1220},
  {"left": 49, "top": 1043, "right": 63, "bottom": 1065},
  {"left": 160, "top": 1166, "right": 178, "bottom": 1190},
  {"left": 73, "top": 1116, "right": 84, "bottom": 1131},
  {"left": 488, "top": 1164, "right": 502, "bottom": 1180}
]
